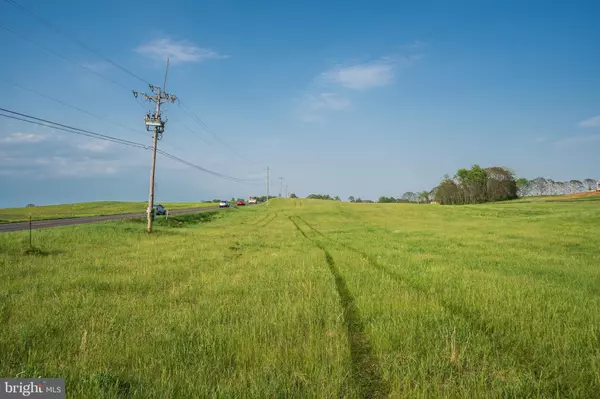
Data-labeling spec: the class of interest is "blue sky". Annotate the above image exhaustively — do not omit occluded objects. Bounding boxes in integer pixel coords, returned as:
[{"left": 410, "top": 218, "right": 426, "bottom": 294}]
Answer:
[{"left": 1, "top": 0, "right": 599, "bottom": 207}]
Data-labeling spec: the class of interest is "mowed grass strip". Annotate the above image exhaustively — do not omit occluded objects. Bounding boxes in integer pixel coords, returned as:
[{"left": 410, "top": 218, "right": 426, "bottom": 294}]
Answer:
[
  {"left": 1, "top": 198, "right": 599, "bottom": 397},
  {"left": 0, "top": 201, "right": 217, "bottom": 223}
]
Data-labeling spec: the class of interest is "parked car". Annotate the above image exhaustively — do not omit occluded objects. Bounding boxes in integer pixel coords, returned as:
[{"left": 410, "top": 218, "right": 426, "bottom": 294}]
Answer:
[
  {"left": 237, "top": 200, "right": 246, "bottom": 206},
  {"left": 219, "top": 201, "right": 229, "bottom": 208},
  {"left": 248, "top": 198, "right": 257, "bottom": 204},
  {"left": 148, "top": 204, "right": 166, "bottom": 215}
]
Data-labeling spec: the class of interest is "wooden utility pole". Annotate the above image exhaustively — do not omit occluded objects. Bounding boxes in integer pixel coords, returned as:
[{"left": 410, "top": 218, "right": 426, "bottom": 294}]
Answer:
[
  {"left": 132, "top": 58, "right": 177, "bottom": 233},
  {"left": 279, "top": 177, "right": 284, "bottom": 198},
  {"left": 266, "top": 166, "right": 270, "bottom": 205}
]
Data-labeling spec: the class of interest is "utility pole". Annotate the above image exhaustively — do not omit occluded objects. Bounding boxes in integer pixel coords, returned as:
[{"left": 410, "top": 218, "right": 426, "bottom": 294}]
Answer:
[
  {"left": 279, "top": 177, "right": 284, "bottom": 198},
  {"left": 285, "top": 184, "right": 288, "bottom": 198},
  {"left": 266, "top": 166, "right": 270, "bottom": 206},
  {"left": 132, "top": 58, "right": 177, "bottom": 233}
]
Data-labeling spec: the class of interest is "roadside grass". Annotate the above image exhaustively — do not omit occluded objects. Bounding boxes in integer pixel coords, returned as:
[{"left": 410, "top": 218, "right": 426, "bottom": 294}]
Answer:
[
  {"left": 0, "top": 201, "right": 217, "bottom": 224},
  {"left": 1, "top": 198, "right": 599, "bottom": 397}
]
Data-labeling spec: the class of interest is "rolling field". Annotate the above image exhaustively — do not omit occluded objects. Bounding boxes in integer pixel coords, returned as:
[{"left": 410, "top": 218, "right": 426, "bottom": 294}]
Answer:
[
  {"left": 0, "top": 201, "right": 216, "bottom": 224},
  {"left": 1, "top": 199, "right": 599, "bottom": 397}
]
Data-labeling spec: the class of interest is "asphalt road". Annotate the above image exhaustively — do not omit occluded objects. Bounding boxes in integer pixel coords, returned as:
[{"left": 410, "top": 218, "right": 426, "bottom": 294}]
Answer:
[{"left": 0, "top": 206, "right": 223, "bottom": 233}]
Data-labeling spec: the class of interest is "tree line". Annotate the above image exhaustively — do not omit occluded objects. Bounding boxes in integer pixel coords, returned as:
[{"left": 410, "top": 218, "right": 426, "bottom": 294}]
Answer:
[
  {"left": 240, "top": 169, "right": 596, "bottom": 206},
  {"left": 516, "top": 177, "right": 596, "bottom": 197},
  {"left": 400, "top": 165, "right": 596, "bottom": 205}
]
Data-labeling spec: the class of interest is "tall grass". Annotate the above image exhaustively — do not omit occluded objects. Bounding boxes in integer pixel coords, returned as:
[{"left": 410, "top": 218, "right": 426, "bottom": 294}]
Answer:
[{"left": 1, "top": 198, "right": 599, "bottom": 397}]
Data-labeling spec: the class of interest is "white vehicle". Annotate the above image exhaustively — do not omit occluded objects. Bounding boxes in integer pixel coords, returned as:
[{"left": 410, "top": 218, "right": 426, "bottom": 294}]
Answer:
[
  {"left": 218, "top": 201, "right": 229, "bottom": 208},
  {"left": 248, "top": 198, "right": 258, "bottom": 204}
]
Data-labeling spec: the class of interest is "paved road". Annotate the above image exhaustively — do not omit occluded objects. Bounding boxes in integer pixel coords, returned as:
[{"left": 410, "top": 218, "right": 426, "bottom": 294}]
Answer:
[{"left": 0, "top": 206, "right": 222, "bottom": 233}]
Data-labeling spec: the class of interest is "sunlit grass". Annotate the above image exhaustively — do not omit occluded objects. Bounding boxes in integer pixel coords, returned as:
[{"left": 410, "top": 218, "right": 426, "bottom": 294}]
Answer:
[{"left": 1, "top": 198, "right": 599, "bottom": 397}]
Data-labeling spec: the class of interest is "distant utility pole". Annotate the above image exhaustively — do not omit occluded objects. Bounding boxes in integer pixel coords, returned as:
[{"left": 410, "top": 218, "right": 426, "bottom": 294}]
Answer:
[
  {"left": 285, "top": 184, "right": 288, "bottom": 198},
  {"left": 132, "top": 58, "right": 177, "bottom": 233},
  {"left": 266, "top": 166, "right": 270, "bottom": 205},
  {"left": 279, "top": 177, "right": 284, "bottom": 198}
]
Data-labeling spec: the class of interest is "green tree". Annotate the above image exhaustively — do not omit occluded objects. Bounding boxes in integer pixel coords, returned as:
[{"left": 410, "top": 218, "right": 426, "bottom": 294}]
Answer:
[
  {"left": 418, "top": 191, "right": 430, "bottom": 203},
  {"left": 401, "top": 192, "right": 418, "bottom": 203},
  {"left": 290, "top": 193, "right": 298, "bottom": 198},
  {"left": 348, "top": 196, "right": 355, "bottom": 203}
]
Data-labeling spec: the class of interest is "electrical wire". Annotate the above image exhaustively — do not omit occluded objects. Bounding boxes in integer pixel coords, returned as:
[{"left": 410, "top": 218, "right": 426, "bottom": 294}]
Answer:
[
  {"left": 0, "top": 108, "right": 262, "bottom": 183},
  {"left": 0, "top": 76, "right": 151, "bottom": 139},
  {"left": 177, "top": 100, "right": 259, "bottom": 165},
  {"left": 3, "top": 0, "right": 150, "bottom": 85},
  {"left": 0, "top": 23, "right": 131, "bottom": 91}
]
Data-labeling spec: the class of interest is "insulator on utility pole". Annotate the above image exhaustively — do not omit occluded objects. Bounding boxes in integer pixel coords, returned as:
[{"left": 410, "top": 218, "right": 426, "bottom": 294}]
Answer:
[{"left": 133, "top": 57, "right": 177, "bottom": 233}]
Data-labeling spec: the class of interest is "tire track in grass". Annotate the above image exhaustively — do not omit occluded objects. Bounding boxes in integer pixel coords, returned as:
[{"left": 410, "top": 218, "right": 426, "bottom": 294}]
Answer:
[
  {"left": 295, "top": 216, "right": 566, "bottom": 393},
  {"left": 252, "top": 213, "right": 271, "bottom": 226},
  {"left": 289, "top": 216, "right": 389, "bottom": 398},
  {"left": 259, "top": 213, "right": 277, "bottom": 228}
]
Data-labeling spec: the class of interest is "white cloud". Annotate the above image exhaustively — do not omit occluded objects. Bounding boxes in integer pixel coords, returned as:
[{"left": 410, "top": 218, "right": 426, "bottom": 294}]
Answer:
[
  {"left": 76, "top": 140, "right": 113, "bottom": 153},
  {"left": 554, "top": 134, "right": 600, "bottom": 147},
  {"left": 135, "top": 37, "right": 228, "bottom": 64},
  {"left": 297, "top": 92, "right": 351, "bottom": 122},
  {"left": 0, "top": 132, "right": 47, "bottom": 143},
  {"left": 296, "top": 43, "right": 423, "bottom": 122},
  {"left": 321, "top": 60, "right": 396, "bottom": 90},
  {"left": 578, "top": 115, "right": 600, "bottom": 128}
]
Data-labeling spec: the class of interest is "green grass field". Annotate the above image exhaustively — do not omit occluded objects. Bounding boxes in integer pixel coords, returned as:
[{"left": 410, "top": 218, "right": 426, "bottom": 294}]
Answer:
[
  {"left": 1, "top": 199, "right": 599, "bottom": 397},
  {"left": 0, "top": 201, "right": 216, "bottom": 224}
]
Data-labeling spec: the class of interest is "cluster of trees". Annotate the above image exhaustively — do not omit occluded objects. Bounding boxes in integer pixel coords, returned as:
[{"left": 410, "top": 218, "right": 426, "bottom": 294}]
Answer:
[
  {"left": 397, "top": 164, "right": 597, "bottom": 205},
  {"left": 378, "top": 192, "right": 433, "bottom": 204},
  {"left": 307, "top": 194, "right": 341, "bottom": 201},
  {"left": 348, "top": 197, "right": 375, "bottom": 203},
  {"left": 517, "top": 178, "right": 597, "bottom": 197},
  {"left": 431, "top": 165, "right": 518, "bottom": 205}
]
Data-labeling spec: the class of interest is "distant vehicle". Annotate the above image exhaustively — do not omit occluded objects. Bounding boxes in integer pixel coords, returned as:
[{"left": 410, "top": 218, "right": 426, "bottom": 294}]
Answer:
[
  {"left": 148, "top": 204, "right": 166, "bottom": 215},
  {"left": 248, "top": 198, "right": 257, "bottom": 204},
  {"left": 237, "top": 200, "right": 246, "bottom": 206},
  {"left": 219, "top": 201, "right": 229, "bottom": 208}
]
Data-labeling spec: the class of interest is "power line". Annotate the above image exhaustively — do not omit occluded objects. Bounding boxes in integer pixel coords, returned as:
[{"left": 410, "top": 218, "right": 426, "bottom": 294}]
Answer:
[
  {"left": 0, "top": 107, "right": 262, "bottom": 183},
  {"left": 177, "top": 100, "right": 258, "bottom": 165},
  {"left": 0, "top": 108, "right": 149, "bottom": 148},
  {"left": 0, "top": 75, "right": 151, "bottom": 139},
  {"left": 3, "top": 0, "right": 150, "bottom": 85},
  {"left": 156, "top": 150, "right": 261, "bottom": 183},
  {"left": 0, "top": 75, "right": 213, "bottom": 162},
  {"left": 0, "top": 23, "right": 130, "bottom": 91}
]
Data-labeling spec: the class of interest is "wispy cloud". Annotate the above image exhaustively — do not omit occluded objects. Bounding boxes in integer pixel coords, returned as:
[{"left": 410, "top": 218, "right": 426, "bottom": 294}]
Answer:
[
  {"left": 135, "top": 37, "right": 228, "bottom": 64},
  {"left": 0, "top": 132, "right": 47, "bottom": 143},
  {"left": 76, "top": 141, "right": 113, "bottom": 153},
  {"left": 0, "top": 130, "right": 146, "bottom": 178},
  {"left": 320, "top": 54, "right": 422, "bottom": 91},
  {"left": 297, "top": 92, "right": 351, "bottom": 122},
  {"left": 554, "top": 134, "right": 600, "bottom": 147},
  {"left": 321, "top": 59, "right": 396, "bottom": 90},
  {"left": 578, "top": 115, "right": 600, "bottom": 128},
  {"left": 297, "top": 44, "right": 424, "bottom": 122}
]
